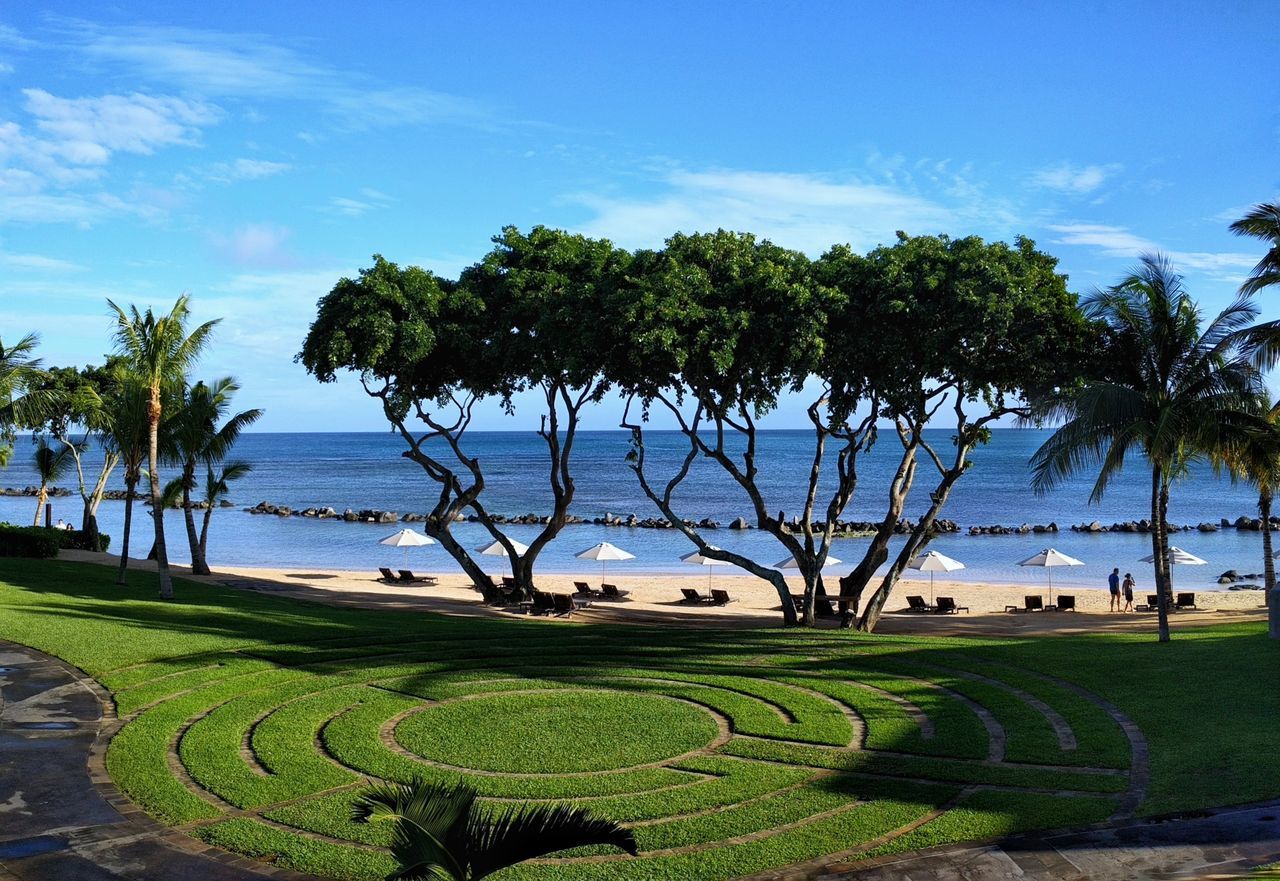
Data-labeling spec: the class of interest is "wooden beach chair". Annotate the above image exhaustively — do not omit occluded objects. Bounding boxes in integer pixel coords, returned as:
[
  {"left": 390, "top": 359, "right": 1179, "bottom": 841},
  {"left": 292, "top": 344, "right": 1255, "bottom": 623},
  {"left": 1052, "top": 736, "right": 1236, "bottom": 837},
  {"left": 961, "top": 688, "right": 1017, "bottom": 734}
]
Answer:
[
  {"left": 1055, "top": 595, "right": 1076, "bottom": 612},
  {"left": 710, "top": 589, "right": 735, "bottom": 606},
  {"left": 1175, "top": 592, "right": 1198, "bottom": 610},
  {"left": 1023, "top": 595, "right": 1044, "bottom": 612},
  {"left": 934, "top": 596, "right": 968, "bottom": 614},
  {"left": 1137, "top": 593, "right": 1160, "bottom": 611},
  {"left": 600, "top": 583, "right": 628, "bottom": 600},
  {"left": 531, "top": 591, "right": 555, "bottom": 616},
  {"left": 378, "top": 567, "right": 397, "bottom": 583},
  {"left": 574, "top": 581, "right": 601, "bottom": 598},
  {"left": 397, "top": 570, "right": 438, "bottom": 586},
  {"left": 904, "top": 595, "right": 933, "bottom": 613},
  {"left": 681, "top": 587, "right": 708, "bottom": 605},
  {"left": 552, "top": 594, "right": 575, "bottom": 617}
]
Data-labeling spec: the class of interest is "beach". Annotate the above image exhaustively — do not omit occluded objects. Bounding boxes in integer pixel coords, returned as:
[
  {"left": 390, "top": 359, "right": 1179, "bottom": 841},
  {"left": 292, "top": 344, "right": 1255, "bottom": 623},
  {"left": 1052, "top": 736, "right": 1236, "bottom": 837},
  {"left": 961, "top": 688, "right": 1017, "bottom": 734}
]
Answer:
[{"left": 63, "top": 550, "right": 1270, "bottom": 636}]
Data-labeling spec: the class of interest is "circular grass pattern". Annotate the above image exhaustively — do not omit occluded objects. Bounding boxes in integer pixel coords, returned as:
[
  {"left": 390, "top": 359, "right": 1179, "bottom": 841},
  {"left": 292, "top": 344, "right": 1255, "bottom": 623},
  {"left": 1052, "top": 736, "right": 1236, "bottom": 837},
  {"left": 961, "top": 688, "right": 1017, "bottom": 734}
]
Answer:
[{"left": 396, "top": 688, "right": 719, "bottom": 773}]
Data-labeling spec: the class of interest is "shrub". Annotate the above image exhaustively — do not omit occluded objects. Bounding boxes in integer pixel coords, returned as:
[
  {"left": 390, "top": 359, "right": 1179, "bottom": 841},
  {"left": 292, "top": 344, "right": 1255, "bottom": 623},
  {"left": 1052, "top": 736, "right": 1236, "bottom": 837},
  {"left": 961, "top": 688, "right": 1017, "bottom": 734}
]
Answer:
[
  {"left": 59, "top": 529, "right": 112, "bottom": 553},
  {"left": 0, "top": 524, "right": 62, "bottom": 558}
]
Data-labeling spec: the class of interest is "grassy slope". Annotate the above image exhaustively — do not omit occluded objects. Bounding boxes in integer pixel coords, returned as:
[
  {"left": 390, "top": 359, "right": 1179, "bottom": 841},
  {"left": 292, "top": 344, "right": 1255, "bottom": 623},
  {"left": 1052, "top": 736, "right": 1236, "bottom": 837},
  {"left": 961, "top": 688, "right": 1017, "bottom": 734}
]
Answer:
[{"left": 1, "top": 557, "right": 1277, "bottom": 880}]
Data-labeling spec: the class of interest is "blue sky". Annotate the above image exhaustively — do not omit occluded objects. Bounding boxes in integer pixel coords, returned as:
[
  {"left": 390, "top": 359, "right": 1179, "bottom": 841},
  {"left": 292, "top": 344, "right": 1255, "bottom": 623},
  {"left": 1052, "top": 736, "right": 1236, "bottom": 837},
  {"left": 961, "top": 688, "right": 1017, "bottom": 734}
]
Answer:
[{"left": 1, "top": 2, "right": 1277, "bottom": 431}]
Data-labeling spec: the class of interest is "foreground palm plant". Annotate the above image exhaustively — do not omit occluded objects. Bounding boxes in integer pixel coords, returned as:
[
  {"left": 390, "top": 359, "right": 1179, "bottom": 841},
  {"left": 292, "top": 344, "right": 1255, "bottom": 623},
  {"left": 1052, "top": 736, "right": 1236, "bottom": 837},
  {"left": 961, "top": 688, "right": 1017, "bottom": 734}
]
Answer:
[
  {"left": 352, "top": 779, "right": 637, "bottom": 880},
  {"left": 31, "top": 436, "right": 76, "bottom": 525}
]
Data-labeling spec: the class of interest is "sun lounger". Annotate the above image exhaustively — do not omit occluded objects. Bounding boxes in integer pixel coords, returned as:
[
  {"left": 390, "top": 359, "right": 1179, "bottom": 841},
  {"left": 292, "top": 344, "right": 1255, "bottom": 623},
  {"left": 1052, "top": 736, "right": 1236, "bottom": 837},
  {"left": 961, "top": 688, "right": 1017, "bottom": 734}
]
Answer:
[
  {"left": 574, "top": 581, "right": 601, "bottom": 597},
  {"left": 378, "top": 567, "right": 397, "bottom": 583},
  {"left": 710, "top": 589, "right": 735, "bottom": 606},
  {"left": 600, "top": 583, "right": 628, "bottom": 599},
  {"left": 480, "top": 584, "right": 508, "bottom": 606},
  {"left": 934, "top": 596, "right": 968, "bottom": 614},
  {"left": 531, "top": 591, "right": 555, "bottom": 615},
  {"left": 815, "top": 597, "right": 837, "bottom": 618},
  {"left": 681, "top": 587, "right": 709, "bottom": 605},
  {"left": 905, "top": 595, "right": 934, "bottom": 613},
  {"left": 552, "top": 594, "right": 575, "bottom": 617},
  {"left": 1175, "top": 592, "right": 1198, "bottom": 610},
  {"left": 502, "top": 577, "right": 518, "bottom": 590},
  {"left": 1137, "top": 593, "right": 1160, "bottom": 611},
  {"left": 397, "top": 570, "right": 438, "bottom": 586},
  {"left": 1055, "top": 595, "right": 1076, "bottom": 612}
]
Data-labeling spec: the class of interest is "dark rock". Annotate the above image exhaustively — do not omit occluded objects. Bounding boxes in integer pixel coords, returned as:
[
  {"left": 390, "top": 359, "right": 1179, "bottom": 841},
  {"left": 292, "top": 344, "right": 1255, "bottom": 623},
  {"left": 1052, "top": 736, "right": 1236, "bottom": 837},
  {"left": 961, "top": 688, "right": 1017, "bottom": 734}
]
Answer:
[{"left": 729, "top": 517, "right": 749, "bottom": 530}]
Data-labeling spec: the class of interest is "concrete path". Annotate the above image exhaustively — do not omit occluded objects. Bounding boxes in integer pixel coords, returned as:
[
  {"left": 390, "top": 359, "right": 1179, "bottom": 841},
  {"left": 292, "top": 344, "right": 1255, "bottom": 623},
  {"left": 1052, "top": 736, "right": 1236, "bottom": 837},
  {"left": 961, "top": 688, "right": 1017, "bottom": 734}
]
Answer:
[{"left": 0, "top": 641, "right": 314, "bottom": 881}]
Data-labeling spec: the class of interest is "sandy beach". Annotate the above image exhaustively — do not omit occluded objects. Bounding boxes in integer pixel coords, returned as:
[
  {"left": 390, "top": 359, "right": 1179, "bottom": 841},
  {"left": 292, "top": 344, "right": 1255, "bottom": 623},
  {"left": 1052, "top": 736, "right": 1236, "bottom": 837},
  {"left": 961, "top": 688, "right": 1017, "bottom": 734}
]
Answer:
[{"left": 61, "top": 550, "right": 1270, "bottom": 636}]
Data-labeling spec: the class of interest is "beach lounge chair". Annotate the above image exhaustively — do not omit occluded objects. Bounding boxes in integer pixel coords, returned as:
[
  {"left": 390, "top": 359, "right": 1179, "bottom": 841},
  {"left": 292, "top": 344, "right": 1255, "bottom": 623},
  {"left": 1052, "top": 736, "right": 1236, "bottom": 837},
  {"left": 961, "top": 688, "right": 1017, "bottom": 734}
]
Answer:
[
  {"left": 574, "top": 581, "right": 601, "bottom": 598},
  {"left": 681, "top": 587, "right": 709, "bottom": 605},
  {"left": 1055, "top": 594, "right": 1076, "bottom": 612},
  {"left": 935, "top": 596, "right": 968, "bottom": 614},
  {"left": 531, "top": 591, "right": 555, "bottom": 616},
  {"left": 1137, "top": 593, "right": 1160, "bottom": 611},
  {"left": 502, "top": 577, "right": 518, "bottom": 590},
  {"left": 1175, "top": 592, "right": 1198, "bottom": 610},
  {"left": 378, "top": 567, "right": 397, "bottom": 583},
  {"left": 815, "top": 597, "right": 837, "bottom": 618},
  {"left": 710, "top": 589, "right": 735, "bottom": 606},
  {"left": 552, "top": 594, "right": 575, "bottom": 617},
  {"left": 398, "top": 570, "right": 438, "bottom": 586},
  {"left": 905, "top": 595, "right": 933, "bottom": 613},
  {"left": 480, "top": 584, "right": 507, "bottom": 606},
  {"left": 1024, "top": 595, "right": 1044, "bottom": 612},
  {"left": 600, "top": 583, "right": 628, "bottom": 599}
]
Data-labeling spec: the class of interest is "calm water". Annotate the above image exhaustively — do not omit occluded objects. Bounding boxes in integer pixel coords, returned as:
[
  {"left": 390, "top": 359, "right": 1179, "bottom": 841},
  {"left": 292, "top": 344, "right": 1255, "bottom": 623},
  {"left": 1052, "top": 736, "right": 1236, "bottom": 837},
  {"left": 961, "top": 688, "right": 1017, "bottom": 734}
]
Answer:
[{"left": 0, "top": 430, "right": 1268, "bottom": 589}]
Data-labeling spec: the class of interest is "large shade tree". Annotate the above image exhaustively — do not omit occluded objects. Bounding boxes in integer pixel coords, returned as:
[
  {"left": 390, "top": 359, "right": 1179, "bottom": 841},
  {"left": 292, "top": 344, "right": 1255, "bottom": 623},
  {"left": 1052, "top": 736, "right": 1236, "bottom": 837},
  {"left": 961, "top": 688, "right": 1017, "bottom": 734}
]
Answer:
[
  {"left": 108, "top": 296, "right": 219, "bottom": 600},
  {"left": 820, "top": 234, "right": 1098, "bottom": 632},
  {"left": 1029, "top": 255, "right": 1264, "bottom": 642},
  {"left": 301, "top": 228, "right": 627, "bottom": 595}
]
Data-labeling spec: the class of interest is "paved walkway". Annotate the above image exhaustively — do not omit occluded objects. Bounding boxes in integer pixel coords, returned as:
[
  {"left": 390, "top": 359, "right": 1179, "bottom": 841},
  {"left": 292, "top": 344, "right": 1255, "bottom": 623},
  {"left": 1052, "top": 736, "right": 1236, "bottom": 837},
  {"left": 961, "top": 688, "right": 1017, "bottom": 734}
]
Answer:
[
  {"left": 0, "top": 641, "right": 315, "bottom": 881},
  {"left": 2, "top": 636, "right": 1279, "bottom": 881}
]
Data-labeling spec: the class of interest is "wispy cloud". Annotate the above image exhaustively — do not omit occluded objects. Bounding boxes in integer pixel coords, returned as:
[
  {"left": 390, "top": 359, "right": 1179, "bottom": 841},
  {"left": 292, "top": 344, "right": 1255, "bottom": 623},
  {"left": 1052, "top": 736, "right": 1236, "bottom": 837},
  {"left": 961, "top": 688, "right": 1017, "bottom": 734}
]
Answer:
[
  {"left": 325, "top": 188, "right": 395, "bottom": 217},
  {"left": 204, "top": 157, "right": 291, "bottom": 183},
  {"left": 209, "top": 223, "right": 297, "bottom": 268},
  {"left": 23, "top": 88, "right": 219, "bottom": 164},
  {"left": 60, "top": 20, "right": 487, "bottom": 129},
  {"left": 572, "top": 167, "right": 964, "bottom": 254},
  {"left": 1031, "top": 163, "right": 1122, "bottom": 195},
  {"left": 0, "top": 251, "right": 84, "bottom": 271},
  {"left": 1048, "top": 222, "right": 1259, "bottom": 275}
]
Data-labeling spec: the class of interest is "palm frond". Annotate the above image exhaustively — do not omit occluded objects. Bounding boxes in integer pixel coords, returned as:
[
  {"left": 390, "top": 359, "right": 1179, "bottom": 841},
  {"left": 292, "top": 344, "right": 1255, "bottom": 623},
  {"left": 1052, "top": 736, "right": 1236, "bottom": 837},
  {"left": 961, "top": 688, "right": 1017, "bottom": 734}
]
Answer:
[
  {"left": 466, "top": 801, "right": 637, "bottom": 879},
  {"left": 352, "top": 780, "right": 470, "bottom": 881}
]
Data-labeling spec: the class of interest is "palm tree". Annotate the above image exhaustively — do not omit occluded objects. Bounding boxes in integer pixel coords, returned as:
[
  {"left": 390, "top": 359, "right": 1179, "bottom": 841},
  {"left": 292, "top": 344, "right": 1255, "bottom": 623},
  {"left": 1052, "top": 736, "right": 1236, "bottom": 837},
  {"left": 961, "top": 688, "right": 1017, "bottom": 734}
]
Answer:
[
  {"left": 31, "top": 436, "right": 75, "bottom": 526},
  {"left": 100, "top": 369, "right": 150, "bottom": 585},
  {"left": 199, "top": 461, "right": 251, "bottom": 570},
  {"left": 107, "top": 297, "right": 219, "bottom": 599},
  {"left": 352, "top": 779, "right": 637, "bottom": 880},
  {"left": 0, "top": 333, "right": 48, "bottom": 465},
  {"left": 1030, "top": 255, "right": 1265, "bottom": 642},
  {"left": 1230, "top": 201, "right": 1280, "bottom": 295},
  {"left": 168, "top": 378, "right": 261, "bottom": 575}
]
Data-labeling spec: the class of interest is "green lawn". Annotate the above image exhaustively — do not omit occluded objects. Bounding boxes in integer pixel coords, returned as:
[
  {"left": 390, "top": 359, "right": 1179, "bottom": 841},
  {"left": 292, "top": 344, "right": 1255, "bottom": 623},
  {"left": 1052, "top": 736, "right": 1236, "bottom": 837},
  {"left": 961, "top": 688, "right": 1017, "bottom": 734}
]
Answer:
[{"left": 1, "top": 557, "right": 1276, "bottom": 881}]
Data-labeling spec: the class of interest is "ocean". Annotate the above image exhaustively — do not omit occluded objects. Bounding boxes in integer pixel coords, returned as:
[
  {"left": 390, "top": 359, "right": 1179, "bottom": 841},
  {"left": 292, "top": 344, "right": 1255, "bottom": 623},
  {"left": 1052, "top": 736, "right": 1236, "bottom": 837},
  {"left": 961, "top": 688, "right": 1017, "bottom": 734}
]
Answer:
[{"left": 0, "top": 429, "right": 1268, "bottom": 590}]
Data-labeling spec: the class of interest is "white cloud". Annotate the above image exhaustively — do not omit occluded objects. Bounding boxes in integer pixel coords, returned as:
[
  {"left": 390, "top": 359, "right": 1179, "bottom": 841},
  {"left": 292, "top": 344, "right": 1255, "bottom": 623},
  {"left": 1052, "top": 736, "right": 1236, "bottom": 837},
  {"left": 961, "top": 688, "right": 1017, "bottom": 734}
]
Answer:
[
  {"left": 205, "top": 157, "right": 291, "bottom": 183},
  {"left": 1031, "top": 163, "right": 1122, "bottom": 194},
  {"left": 0, "top": 251, "right": 84, "bottom": 272},
  {"left": 0, "top": 61, "right": 14, "bottom": 74},
  {"left": 572, "top": 168, "right": 962, "bottom": 254},
  {"left": 326, "top": 188, "right": 395, "bottom": 217},
  {"left": 23, "top": 88, "right": 220, "bottom": 163},
  {"left": 1048, "top": 223, "right": 1259, "bottom": 275},
  {"left": 210, "top": 223, "right": 296, "bottom": 268}
]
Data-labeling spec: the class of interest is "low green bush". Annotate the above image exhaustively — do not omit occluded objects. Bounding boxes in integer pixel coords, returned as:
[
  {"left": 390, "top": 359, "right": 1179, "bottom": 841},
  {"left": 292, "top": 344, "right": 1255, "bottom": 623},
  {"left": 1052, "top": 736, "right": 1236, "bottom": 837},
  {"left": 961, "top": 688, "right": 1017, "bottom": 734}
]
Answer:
[
  {"left": 57, "top": 529, "right": 112, "bottom": 552},
  {"left": 0, "top": 524, "right": 61, "bottom": 558}
]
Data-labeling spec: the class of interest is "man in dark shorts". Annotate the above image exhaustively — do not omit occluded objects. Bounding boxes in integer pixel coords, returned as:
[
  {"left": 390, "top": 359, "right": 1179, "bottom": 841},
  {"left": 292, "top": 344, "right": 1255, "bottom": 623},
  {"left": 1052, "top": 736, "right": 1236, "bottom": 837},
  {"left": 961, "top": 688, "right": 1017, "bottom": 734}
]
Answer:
[{"left": 1108, "top": 567, "right": 1121, "bottom": 612}]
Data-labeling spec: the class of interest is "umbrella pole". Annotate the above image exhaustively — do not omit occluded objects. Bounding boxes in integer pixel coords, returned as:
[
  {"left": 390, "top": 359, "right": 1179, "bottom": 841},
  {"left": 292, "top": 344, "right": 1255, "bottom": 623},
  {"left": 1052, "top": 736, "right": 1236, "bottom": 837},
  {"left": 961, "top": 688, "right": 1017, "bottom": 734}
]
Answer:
[
  {"left": 929, "top": 571, "right": 934, "bottom": 605},
  {"left": 1048, "top": 569, "right": 1053, "bottom": 607}
]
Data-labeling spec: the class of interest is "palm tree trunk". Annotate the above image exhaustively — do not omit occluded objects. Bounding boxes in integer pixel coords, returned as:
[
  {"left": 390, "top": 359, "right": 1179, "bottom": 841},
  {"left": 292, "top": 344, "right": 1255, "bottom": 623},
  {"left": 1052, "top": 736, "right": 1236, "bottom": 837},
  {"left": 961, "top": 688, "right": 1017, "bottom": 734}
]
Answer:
[
  {"left": 33, "top": 484, "right": 46, "bottom": 526},
  {"left": 1262, "top": 490, "right": 1279, "bottom": 641},
  {"left": 148, "top": 391, "right": 173, "bottom": 599},
  {"left": 199, "top": 504, "right": 214, "bottom": 565},
  {"left": 181, "top": 458, "right": 208, "bottom": 575},
  {"left": 1151, "top": 464, "right": 1171, "bottom": 643},
  {"left": 116, "top": 477, "right": 136, "bottom": 586}
]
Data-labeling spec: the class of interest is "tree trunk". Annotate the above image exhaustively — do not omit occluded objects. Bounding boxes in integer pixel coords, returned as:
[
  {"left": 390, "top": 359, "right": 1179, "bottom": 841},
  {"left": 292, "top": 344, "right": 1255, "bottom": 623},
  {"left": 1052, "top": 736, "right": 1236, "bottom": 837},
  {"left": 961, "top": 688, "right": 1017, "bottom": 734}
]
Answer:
[
  {"left": 33, "top": 484, "right": 46, "bottom": 526},
  {"left": 182, "top": 458, "right": 208, "bottom": 575},
  {"left": 199, "top": 503, "right": 214, "bottom": 565},
  {"left": 116, "top": 478, "right": 136, "bottom": 586},
  {"left": 1150, "top": 464, "right": 1170, "bottom": 643},
  {"left": 148, "top": 391, "right": 173, "bottom": 599},
  {"left": 1261, "top": 490, "right": 1278, "bottom": 640},
  {"left": 81, "top": 497, "right": 101, "bottom": 551}
]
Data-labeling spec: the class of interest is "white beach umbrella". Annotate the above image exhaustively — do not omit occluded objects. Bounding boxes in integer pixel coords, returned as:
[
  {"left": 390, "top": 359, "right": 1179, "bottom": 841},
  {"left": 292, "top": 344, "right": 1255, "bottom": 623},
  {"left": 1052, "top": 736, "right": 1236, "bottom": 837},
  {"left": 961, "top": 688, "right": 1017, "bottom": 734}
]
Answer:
[
  {"left": 575, "top": 541, "right": 636, "bottom": 582},
  {"left": 773, "top": 554, "right": 843, "bottom": 570},
  {"left": 1017, "top": 547, "right": 1083, "bottom": 606},
  {"left": 379, "top": 529, "right": 435, "bottom": 567},
  {"left": 681, "top": 547, "right": 731, "bottom": 591},
  {"left": 1139, "top": 546, "right": 1207, "bottom": 566},
  {"left": 907, "top": 550, "right": 965, "bottom": 604},
  {"left": 475, "top": 537, "right": 530, "bottom": 557}
]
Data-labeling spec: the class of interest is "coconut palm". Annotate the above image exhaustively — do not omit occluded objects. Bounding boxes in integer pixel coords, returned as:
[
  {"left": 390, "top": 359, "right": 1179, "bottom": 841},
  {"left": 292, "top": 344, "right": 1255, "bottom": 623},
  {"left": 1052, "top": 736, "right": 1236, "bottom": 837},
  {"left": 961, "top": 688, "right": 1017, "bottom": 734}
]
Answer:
[
  {"left": 199, "top": 461, "right": 251, "bottom": 569},
  {"left": 1030, "top": 255, "right": 1265, "bottom": 642},
  {"left": 352, "top": 778, "right": 637, "bottom": 880},
  {"left": 101, "top": 369, "right": 150, "bottom": 585},
  {"left": 31, "top": 436, "right": 76, "bottom": 526},
  {"left": 1230, "top": 201, "right": 1280, "bottom": 296},
  {"left": 107, "top": 297, "right": 219, "bottom": 599},
  {"left": 168, "top": 378, "right": 261, "bottom": 575},
  {"left": 0, "top": 333, "right": 48, "bottom": 465}
]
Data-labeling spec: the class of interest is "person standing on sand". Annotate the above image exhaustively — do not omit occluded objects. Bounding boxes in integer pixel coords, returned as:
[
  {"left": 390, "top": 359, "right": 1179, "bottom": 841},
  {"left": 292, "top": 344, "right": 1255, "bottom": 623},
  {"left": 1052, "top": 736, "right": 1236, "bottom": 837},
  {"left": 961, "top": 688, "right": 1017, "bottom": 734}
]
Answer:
[
  {"left": 1108, "top": 567, "right": 1121, "bottom": 611},
  {"left": 1122, "top": 572, "right": 1135, "bottom": 612}
]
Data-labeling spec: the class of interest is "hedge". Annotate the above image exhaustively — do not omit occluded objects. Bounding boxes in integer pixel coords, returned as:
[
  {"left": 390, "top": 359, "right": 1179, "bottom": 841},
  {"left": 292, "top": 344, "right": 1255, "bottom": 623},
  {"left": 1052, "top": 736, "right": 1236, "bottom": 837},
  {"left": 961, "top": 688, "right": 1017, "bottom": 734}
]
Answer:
[{"left": 0, "top": 524, "right": 62, "bottom": 558}]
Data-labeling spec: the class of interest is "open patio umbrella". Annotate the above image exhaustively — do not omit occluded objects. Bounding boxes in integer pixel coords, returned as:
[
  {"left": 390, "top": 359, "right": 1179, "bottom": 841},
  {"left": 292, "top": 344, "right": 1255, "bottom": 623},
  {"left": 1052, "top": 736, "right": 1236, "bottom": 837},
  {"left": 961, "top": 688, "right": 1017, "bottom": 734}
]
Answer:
[
  {"left": 575, "top": 541, "right": 635, "bottom": 583},
  {"left": 1139, "top": 546, "right": 1207, "bottom": 566},
  {"left": 379, "top": 528, "right": 435, "bottom": 568},
  {"left": 907, "top": 550, "right": 965, "bottom": 605},
  {"left": 680, "top": 547, "right": 732, "bottom": 591},
  {"left": 1017, "top": 547, "right": 1083, "bottom": 607},
  {"left": 475, "top": 537, "right": 530, "bottom": 557}
]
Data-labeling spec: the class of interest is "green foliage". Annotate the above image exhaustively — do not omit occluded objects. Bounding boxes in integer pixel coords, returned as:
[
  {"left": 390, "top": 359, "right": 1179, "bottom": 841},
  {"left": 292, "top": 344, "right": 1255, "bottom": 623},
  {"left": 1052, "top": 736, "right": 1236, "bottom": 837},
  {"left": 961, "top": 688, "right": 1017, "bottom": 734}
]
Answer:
[
  {"left": 0, "top": 524, "right": 61, "bottom": 558},
  {"left": 56, "top": 529, "right": 111, "bottom": 552},
  {"left": 0, "top": 333, "right": 47, "bottom": 464},
  {"left": 1230, "top": 201, "right": 1280, "bottom": 296}
]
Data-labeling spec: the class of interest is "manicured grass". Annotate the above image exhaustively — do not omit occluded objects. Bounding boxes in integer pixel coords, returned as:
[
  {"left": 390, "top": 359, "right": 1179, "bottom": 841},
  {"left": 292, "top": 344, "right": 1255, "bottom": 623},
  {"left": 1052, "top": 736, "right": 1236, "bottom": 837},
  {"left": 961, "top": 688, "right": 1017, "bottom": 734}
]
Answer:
[{"left": 1, "top": 557, "right": 1277, "bottom": 881}]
